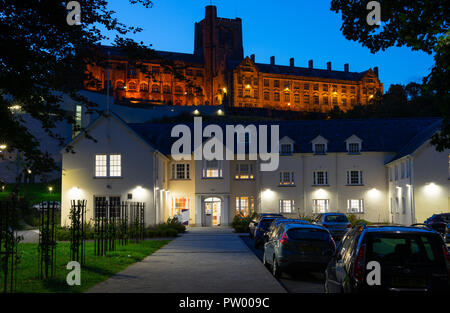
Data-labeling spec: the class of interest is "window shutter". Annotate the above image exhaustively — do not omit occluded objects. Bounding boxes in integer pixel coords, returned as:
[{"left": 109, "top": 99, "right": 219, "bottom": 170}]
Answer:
[
  {"left": 325, "top": 172, "right": 328, "bottom": 185},
  {"left": 171, "top": 164, "right": 175, "bottom": 180},
  {"left": 291, "top": 172, "right": 295, "bottom": 184},
  {"left": 313, "top": 172, "right": 316, "bottom": 185},
  {"left": 186, "top": 164, "right": 190, "bottom": 179},
  {"left": 359, "top": 171, "right": 363, "bottom": 184},
  {"left": 346, "top": 171, "right": 349, "bottom": 185}
]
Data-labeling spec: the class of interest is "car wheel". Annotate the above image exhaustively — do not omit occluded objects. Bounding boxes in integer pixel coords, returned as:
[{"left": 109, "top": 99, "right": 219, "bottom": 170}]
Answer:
[{"left": 272, "top": 256, "right": 281, "bottom": 278}]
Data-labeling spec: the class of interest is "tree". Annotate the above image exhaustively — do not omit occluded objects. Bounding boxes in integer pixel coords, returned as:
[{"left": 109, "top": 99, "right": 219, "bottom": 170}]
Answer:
[
  {"left": 0, "top": 0, "right": 155, "bottom": 178},
  {"left": 331, "top": 0, "right": 449, "bottom": 150}
]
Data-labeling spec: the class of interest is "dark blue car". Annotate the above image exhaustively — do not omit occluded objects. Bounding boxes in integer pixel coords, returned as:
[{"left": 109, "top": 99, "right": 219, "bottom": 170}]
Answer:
[
  {"left": 262, "top": 218, "right": 310, "bottom": 244},
  {"left": 313, "top": 213, "right": 352, "bottom": 241},
  {"left": 254, "top": 216, "right": 282, "bottom": 249}
]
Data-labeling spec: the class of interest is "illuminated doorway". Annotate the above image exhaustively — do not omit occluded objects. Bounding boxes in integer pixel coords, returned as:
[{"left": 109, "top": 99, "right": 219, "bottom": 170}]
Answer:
[{"left": 204, "top": 197, "right": 222, "bottom": 226}]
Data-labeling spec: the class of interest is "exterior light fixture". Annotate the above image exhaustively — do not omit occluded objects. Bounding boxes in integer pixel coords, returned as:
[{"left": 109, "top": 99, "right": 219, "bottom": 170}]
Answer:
[
  {"left": 222, "top": 87, "right": 227, "bottom": 94},
  {"left": 217, "top": 109, "right": 224, "bottom": 116},
  {"left": 245, "top": 84, "right": 251, "bottom": 89},
  {"left": 0, "top": 144, "right": 7, "bottom": 150},
  {"left": 287, "top": 102, "right": 291, "bottom": 106},
  {"left": 193, "top": 109, "right": 200, "bottom": 115},
  {"left": 27, "top": 169, "right": 32, "bottom": 174},
  {"left": 48, "top": 186, "right": 53, "bottom": 193}
]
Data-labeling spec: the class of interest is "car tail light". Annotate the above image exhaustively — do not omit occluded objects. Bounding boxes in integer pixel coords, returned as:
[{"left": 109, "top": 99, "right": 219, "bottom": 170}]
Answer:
[
  {"left": 444, "top": 246, "right": 450, "bottom": 262},
  {"left": 347, "top": 223, "right": 352, "bottom": 228},
  {"left": 329, "top": 236, "right": 336, "bottom": 250},
  {"left": 353, "top": 244, "right": 366, "bottom": 282},
  {"left": 322, "top": 224, "right": 328, "bottom": 228},
  {"left": 280, "top": 232, "right": 288, "bottom": 246}
]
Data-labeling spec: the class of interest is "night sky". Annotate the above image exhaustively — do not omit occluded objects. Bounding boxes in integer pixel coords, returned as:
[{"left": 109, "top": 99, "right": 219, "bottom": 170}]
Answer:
[{"left": 102, "top": 0, "right": 435, "bottom": 90}]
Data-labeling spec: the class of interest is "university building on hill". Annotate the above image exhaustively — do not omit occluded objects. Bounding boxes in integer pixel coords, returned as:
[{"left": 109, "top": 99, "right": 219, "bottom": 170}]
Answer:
[{"left": 85, "top": 5, "right": 383, "bottom": 112}]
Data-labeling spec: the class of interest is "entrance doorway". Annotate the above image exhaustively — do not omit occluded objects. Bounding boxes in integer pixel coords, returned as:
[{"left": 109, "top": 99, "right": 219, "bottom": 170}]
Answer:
[{"left": 204, "top": 197, "right": 222, "bottom": 226}]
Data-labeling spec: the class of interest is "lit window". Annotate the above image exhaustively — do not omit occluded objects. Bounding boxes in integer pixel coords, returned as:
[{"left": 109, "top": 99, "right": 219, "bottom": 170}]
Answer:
[
  {"left": 203, "top": 160, "right": 222, "bottom": 178},
  {"left": 313, "top": 95, "right": 319, "bottom": 104},
  {"left": 347, "top": 170, "right": 363, "bottom": 185},
  {"left": 235, "top": 164, "right": 254, "bottom": 180},
  {"left": 140, "top": 83, "right": 148, "bottom": 92},
  {"left": 171, "top": 163, "right": 190, "bottom": 180},
  {"left": 95, "top": 155, "right": 107, "bottom": 177},
  {"left": 347, "top": 199, "right": 364, "bottom": 213},
  {"left": 303, "top": 94, "right": 310, "bottom": 104},
  {"left": 279, "top": 200, "right": 294, "bottom": 213},
  {"left": 73, "top": 104, "right": 82, "bottom": 137},
  {"left": 323, "top": 96, "right": 329, "bottom": 105},
  {"left": 313, "top": 171, "right": 328, "bottom": 185},
  {"left": 264, "top": 92, "right": 270, "bottom": 100},
  {"left": 236, "top": 196, "right": 253, "bottom": 216},
  {"left": 109, "top": 154, "right": 121, "bottom": 177},
  {"left": 313, "top": 199, "right": 329, "bottom": 213},
  {"left": 172, "top": 197, "right": 190, "bottom": 216},
  {"left": 274, "top": 92, "right": 280, "bottom": 101},
  {"left": 274, "top": 80, "right": 280, "bottom": 88},
  {"left": 279, "top": 171, "right": 295, "bottom": 185}
]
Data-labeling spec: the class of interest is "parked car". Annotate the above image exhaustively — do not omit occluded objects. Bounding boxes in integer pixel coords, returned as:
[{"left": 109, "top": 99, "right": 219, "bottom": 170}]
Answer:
[
  {"left": 249, "top": 213, "right": 283, "bottom": 239},
  {"left": 425, "top": 213, "right": 450, "bottom": 243},
  {"left": 263, "top": 223, "right": 335, "bottom": 277},
  {"left": 313, "top": 213, "right": 352, "bottom": 241},
  {"left": 253, "top": 215, "right": 284, "bottom": 249},
  {"left": 263, "top": 218, "right": 310, "bottom": 244},
  {"left": 325, "top": 224, "right": 450, "bottom": 293}
]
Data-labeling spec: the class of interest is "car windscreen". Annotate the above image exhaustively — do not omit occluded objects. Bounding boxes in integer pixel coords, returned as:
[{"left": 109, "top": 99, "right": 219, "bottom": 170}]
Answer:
[
  {"left": 366, "top": 233, "right": 445, "bottom": 266},
  {"left": 324, "top": 215, "right": 348, "bottom": 223},
  {"left": 286, "top": 228, "right": 330, "bottom": 241},
  {"left": 437, "top": 215, "right": 450, "bottom": 223}
]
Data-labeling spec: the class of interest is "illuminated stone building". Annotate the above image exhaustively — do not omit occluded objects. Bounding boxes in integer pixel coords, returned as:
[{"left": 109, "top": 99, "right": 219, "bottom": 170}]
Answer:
[{"left": 85, "top": 5, "right": 383, "bottom": 112}]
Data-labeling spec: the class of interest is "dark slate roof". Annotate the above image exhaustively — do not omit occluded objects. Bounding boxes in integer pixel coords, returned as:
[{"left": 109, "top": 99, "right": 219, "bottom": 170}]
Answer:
[
  {"left": 386, "top": 119, "right": 442, "bottom": 164},
  {"left": 100, "top": 45, "right": 204, "bottom": 64},
  {"left": 227, "top": 59, "right": 368, "bottom": 81},
  {"left": 128, "top": 118, "right": 441, "bottom": 156}
]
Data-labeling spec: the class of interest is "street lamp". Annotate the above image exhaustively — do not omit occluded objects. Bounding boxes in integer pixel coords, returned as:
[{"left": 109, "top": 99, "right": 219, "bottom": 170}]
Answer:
[{"left": 48, "top": 186, "right": 53, "bottom": 194}]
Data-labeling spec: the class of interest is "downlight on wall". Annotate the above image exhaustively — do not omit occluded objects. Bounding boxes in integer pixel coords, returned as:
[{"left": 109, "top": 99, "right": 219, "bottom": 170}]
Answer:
[
  {"left": 69, "top": 187, "right": 83, "bottom": 200},
  {"left": 133, "top": 186, "right": 146, "bottom": 200},
  {"left": 424, "top": 182, "right": 440, "bottom": 196}
]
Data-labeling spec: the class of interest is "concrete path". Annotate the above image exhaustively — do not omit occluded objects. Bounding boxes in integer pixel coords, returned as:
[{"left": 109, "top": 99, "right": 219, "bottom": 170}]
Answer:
[{"left": 88, "top": 227, "right": 286, "bottom": 293}]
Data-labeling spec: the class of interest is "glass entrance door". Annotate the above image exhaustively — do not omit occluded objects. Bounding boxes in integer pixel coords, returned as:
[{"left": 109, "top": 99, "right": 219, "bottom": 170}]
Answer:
[{"left": 204, "top": 197, "right": 221, "bottom": 226}]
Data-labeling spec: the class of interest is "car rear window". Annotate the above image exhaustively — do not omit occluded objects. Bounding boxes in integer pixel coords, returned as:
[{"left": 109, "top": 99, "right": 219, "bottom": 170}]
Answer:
[
  {"left": 366, "top": 233, "right": 444, "bottom": 266},
  {"left": 287, "top": 228, "right": 330, "bottom": 241},
  {"left": 259, "top": 219, "right": 276, "bottom": 229},
  {"left": 325, "top": 215, "right": 348, "bottom": 223}
]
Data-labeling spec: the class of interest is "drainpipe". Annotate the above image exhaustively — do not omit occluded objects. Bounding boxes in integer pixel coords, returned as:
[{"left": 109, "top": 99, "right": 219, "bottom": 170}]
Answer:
[
  {"left": 153, "top": 151, "right": 157, "bottom": 225},
  {"left": 410, "top": 158, "right": 416, "bottom": 224}
]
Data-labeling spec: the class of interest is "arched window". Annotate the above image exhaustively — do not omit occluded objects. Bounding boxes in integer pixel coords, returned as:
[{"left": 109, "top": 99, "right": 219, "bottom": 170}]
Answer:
[
  {"left": 116, "top": 81, "right": 124, "bottom": 90},
  {"left": 163, "top": 85, "right": 171, "bottom": 94},
  {"left": 140, "top": 82, "right": 148, "bottom": 92},
  {"left": 128, "top": 81, "right": 137, "bottom": 91},
  {"left": 151, "top": 84, "right": 160, "bottom": 93},
  {"left": 195, "top": 87, "right": 203, "bottom": 96}
]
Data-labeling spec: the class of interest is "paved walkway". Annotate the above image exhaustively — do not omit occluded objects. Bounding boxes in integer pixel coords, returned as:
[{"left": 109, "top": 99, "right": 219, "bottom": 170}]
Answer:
[{"left": 88, "top": 227, "right": 286, "bottom": 293}]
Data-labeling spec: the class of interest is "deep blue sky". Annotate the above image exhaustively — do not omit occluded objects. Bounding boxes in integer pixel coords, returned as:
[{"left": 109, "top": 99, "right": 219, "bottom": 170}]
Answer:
[{"left": 102, "top": 0, "right": 434, "bottom": 90}]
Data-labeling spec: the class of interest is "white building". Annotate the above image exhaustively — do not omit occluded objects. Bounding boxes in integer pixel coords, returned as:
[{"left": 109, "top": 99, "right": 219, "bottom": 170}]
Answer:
[{"left": 61, "top": 114, "right": 449, "bottom": 227}]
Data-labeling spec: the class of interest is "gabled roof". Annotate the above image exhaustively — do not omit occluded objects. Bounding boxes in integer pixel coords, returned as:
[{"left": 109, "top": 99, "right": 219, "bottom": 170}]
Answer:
[
  {"left": 385, "top": 119, "right": 442, "bottom": 164},
  {"left": 227, "top": 59, "right": 370, "bottom": 82},
  {"left": 127, "top": 117, "right": 441, "bottom": 156}
]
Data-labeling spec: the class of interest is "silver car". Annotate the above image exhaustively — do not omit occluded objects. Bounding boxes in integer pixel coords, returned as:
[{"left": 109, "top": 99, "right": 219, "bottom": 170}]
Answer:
[{"left": 263, "top": 223, "right": 335, "bottom": 277}]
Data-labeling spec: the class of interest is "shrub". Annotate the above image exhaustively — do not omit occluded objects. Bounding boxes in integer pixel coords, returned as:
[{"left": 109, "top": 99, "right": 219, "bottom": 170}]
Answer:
[
  {"left": 347, "top": 214, "right": 372, "bottom": 226},
  {"left": 231, "top": 214, "right": 253, "bottom": 233}
]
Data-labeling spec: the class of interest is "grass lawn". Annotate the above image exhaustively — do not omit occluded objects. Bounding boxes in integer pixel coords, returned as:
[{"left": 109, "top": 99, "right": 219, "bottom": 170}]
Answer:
[
  {"left": 10, "top": 240, "right": 170, "bottom": 293},
  {"left": 0, "top": 181, "right": 61, "bottom": 204}
]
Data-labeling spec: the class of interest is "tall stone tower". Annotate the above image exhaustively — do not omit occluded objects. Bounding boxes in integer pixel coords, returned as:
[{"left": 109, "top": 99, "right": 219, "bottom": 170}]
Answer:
[{"left": 194, "top": 5, "right": 243, "bottom": 105}]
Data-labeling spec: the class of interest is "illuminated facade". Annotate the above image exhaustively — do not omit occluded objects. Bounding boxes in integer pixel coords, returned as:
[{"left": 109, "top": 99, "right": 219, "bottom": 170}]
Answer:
[
  {"left": 61, "top": 116, "right": 447, "bottom": 227},
  {"left": 84, "top": 5, "right": 383, "bottom": 112}
]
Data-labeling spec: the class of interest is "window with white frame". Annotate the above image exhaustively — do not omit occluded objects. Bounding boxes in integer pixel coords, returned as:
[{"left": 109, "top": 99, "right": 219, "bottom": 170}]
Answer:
[
  {"left": 313, "top": 171, "right": 328, "bottom": 185},
  {"left": 235, "top": 164, "right": 254, "bottom": 180},
  {"left": 314, "top": 143, "right": 326, "bottom": 154},
  {"left": 401, "top": 162, "right": 405, "bottom": 178},
  {"left": 95, "top": 154, "right": 107, "bottom": 177},
  {"left": 347, "top": 199, "right": 364, "bottom": 213},
  {"left": 406, "top": 159, "right": 411, "bottom": 178},
  {"left": 279, "top": 171, "right": 295, "bottom": 185},
  {"left": 171, "top": 163, "right": 190, "bottom": 180},
  {"left": 172, "top": 197, "right": 190, "bottom": 216},
  {"left": 313, "top": 199, "right": 329, "bottom": 213},
  {"left": 395, "top": 197, "right": 399, "bottom": 213},
  {"left": 203, "top": 159, "right": 222, "bottom": 178},
  {"left": 279, "top": 199, "right": 294, "bottom": 213},
  {"left": 280, "top": 143, "right": 293, "bottom": 155},
  {"left": 236, "top": 196, "right": 253, "bottom": 216},
  {"left": 348, "top": 143, "right": 360, "bottom": 154},
  {"left": 346, "top": 170, "right": 363, "bottom": 185},
  {"left": 109, "top": 154, "right": 121, "bottom": 177},
  {"left": 95, "top": 154, "right": 121, "bottom": 177}
]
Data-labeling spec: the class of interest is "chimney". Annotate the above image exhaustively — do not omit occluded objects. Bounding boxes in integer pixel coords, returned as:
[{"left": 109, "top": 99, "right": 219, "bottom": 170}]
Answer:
[
  {"left": 327, "top": 61, "right": 332, "bottom": 71},
  {"left": 308, "top": 60, "right": 313, "bottom": 69},
  {"left": 344, "top": 63, "right": 349, "bottom": 72},
  {"left": 250, "top": 54, "right": 255, "bottom": 62},
  {"left": 205, "top": 5, "right": 217, "bottom": 20},
  {"left": 290, "top": 58, "right": 295, "bottom": 67},
  {"left": 374, "top": 66, "right": 379, "bottom": 77},
  {"left": 270, "top": 56, "right": 275, "bottom": 65}
]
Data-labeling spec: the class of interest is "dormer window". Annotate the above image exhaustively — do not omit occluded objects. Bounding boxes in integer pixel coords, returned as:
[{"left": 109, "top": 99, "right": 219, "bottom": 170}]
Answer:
[
  {"left": 280, "top": 143, "right": 293, "bottom": 155},
  {"left": 348, "top": 143, "right": 361, "bottom": 154},
  {"left": 314, "top": 143, "right": 326, "bottom": 155}
]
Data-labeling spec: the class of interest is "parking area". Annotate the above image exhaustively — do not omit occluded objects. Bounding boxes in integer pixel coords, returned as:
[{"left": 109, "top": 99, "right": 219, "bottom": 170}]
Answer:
[{"left": 240, "top": 234, "right": 325, "bottom": 293}]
